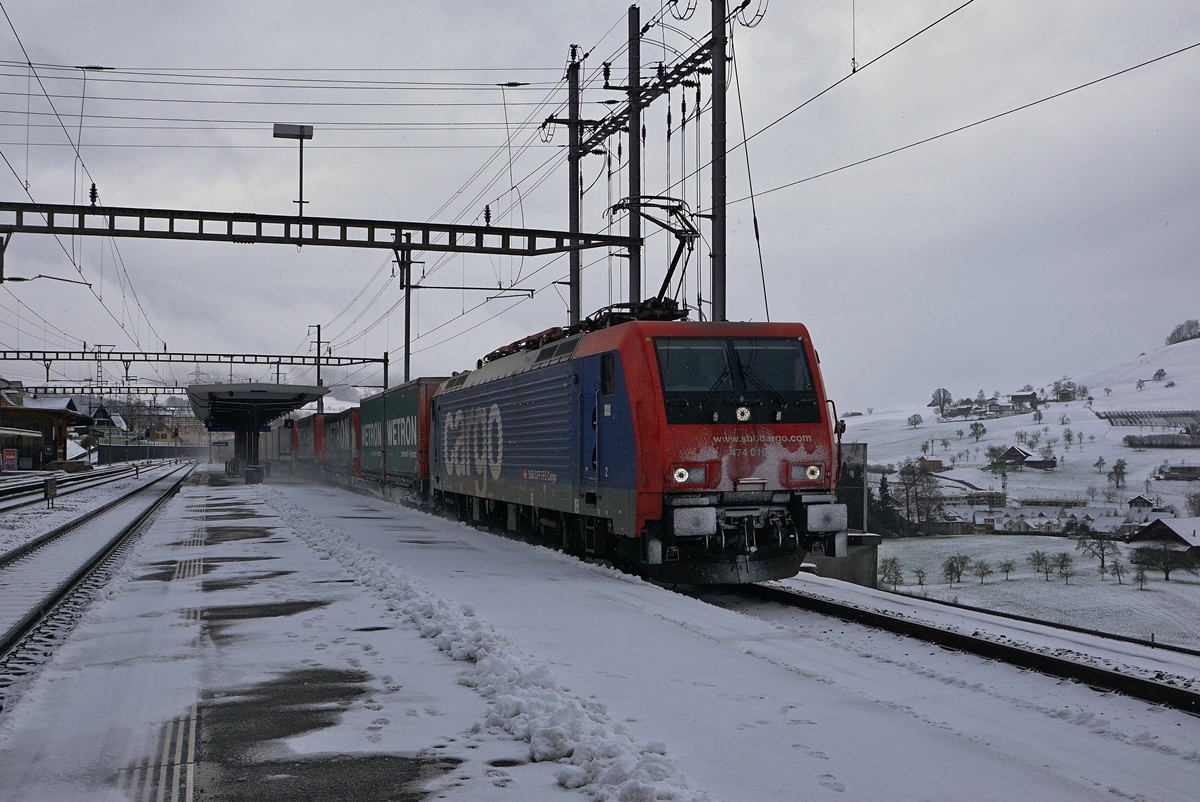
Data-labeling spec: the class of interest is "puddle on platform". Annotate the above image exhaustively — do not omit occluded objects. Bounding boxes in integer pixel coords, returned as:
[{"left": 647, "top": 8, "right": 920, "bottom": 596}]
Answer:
[
  {"left": 202, "top": 570, "right": 296, "bottom": 593},
  {"left": 204, "top": 525, "right": 277, "bottom": 543},
  {"left": 200, "top": 600, "right": 329, "bottom": 641},
  {"left": 188, "top": 509, "right": 269, "bottom": 521},
  {"left": 192, "top": 668, "right": 462, "bottom": 801}
]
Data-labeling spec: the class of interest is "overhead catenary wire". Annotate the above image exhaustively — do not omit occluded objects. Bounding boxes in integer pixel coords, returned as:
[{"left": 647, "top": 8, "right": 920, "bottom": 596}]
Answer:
[
  {"left": 731, "top": 38, "right": 1200, "bottom": 205},
  {"left": 729, "top": 26, "right": 769, "bottom": 322},
  {"left": 0, "top": 1, "right": 168, "bottom": 371}
]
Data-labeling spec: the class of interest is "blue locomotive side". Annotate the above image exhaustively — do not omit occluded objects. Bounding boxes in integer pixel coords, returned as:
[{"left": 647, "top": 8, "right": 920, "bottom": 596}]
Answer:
[{"left": 430, "top": 332, "right": 640, "bottom": 538}]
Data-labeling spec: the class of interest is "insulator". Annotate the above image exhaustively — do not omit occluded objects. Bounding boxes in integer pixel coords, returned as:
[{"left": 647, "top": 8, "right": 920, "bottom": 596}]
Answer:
[
  {"left": 484, "top": 204, "right": 492, "bottom": 226},
  {"left": 602, "top": 62, "right": 611, "bottom": 84},
  {"left": 88, "top": 182, "right": 98, "bottom": 205}
]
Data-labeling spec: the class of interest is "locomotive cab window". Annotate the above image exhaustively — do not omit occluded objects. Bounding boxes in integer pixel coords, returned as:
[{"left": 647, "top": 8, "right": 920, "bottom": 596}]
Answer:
[
  {"left": 653, "top": 337, "right": 819, "bottom": 425},
  {"left": 601, "top": 353, "right": 616, "bottom": 396}
]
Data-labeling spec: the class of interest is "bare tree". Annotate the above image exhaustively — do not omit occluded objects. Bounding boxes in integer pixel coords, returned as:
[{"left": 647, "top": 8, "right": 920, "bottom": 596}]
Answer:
[
  {"left": 941, "top": 438, "right": 951, "bottom": 452},
  {"left": 914, "top": 471, "right": 944, "bottom": 529},
  {"left": 880, "top": 556, "right": 904, "bottom": 590},
  {"left": 1053, "top": 552, "right": 1076, "bottom": 584},
  {"left": 969, "top": 422, "right": 987, "bottom": 442},
  {"left": 1166, "top": 319, "right": 1200, "bottom": 345},
  {"left": 931, "top": 388, "right": 953, "bottom": 416},
  {"left": 1185, "top": 491, "right": 1200, "bottom": 517},
  {"left": 1033, "top": 410, "right": 1044, "bottom": 424},
  {"left": 941, "top": 554, "right": 971, "bottom": 586},
  {"left": 971, "top": 560, "right": 994, "bottom": 584},
  {"left": 956, "top": 429, "right": 965, "bottom": 440},
  {"left": 895, "top": 459, "right": 920, "bottom": 525},
  {"left": 1027, "top": 550, "right": 1050, "bottom": 581},
  {"left": 1086, "top": 485, "right": 1099, "bottom": 501},
  {"left": 1094, "top": 456, "right": 1106, "bottom": 474},
  {"left": 1132, "top": 543, "right": 1197, "bottom": 581},
  {"left": 1134, "top": 564, "right": 1148, "bottom": 589},
  {"left": 913, "top": 567, "right": 928, "bottom": 586},
  {"left": 1109, "top": 557, "right": 1127, "bottom": 585},
  {"left": 907, "top": 414, "right": 924, "bottom": 429},
  {"left": 1063, "top": 429, "right": 1075, "bottom": 449},
  {"left": 998, "top": 559, "right": 1016, "bottom": 580},
  {"left": 1102, "top": 486, "right": 1118, "bottom": 503},
  {"left": 1075, "top": 533, "right": 1121, "bottom": 575},
  {"left": 1107, "top": 459, "right": 1127, "bottom": 488}
]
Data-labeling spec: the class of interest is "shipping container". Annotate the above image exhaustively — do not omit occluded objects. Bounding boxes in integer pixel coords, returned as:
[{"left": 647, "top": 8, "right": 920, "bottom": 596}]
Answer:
[
  {"left": 361, "top": 377, "right": 446, "bottom": 492},
  {"left": 295, "top": 413, "right": 324, "bottom": 466},
  {"left": 324, "top": 407, "right": 360, "bottom": 476}
]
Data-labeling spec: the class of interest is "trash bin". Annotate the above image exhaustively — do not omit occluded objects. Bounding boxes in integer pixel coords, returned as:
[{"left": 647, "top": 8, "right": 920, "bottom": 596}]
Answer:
[{"left": 244, "top": 465, "right": 264, "bottom": 484}]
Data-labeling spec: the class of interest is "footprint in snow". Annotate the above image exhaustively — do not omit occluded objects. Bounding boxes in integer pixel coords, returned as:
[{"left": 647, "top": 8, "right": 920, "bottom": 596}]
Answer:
[{"left": 818, "top": 774, "right": 845, "bottom": 792}]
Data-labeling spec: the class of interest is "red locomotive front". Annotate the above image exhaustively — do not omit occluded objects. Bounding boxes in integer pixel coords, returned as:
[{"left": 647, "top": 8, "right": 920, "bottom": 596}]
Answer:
[{"left": 608, "top": 320, "right": 846, "bottom": 583}]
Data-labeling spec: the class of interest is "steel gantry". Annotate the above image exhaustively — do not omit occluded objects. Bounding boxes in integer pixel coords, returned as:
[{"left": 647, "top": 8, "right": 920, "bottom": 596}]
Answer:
[
  {"left": 0, "top": 201, "right": 630, "bottom": 261},
  {"left": 0, "top": 349, "right": 387, "bottom": 385}
]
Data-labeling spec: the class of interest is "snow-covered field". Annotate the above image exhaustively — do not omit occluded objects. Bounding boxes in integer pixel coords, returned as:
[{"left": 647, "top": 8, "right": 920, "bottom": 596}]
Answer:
[
  {"left": 4, "top": 468, "right": 1200, "bottom": 801},
  {"left": 879, "top": 534, "right": 1200, "bottom": 648},
  {"left": 844, "top": 337, "right": 1200, "bottom": 514}
]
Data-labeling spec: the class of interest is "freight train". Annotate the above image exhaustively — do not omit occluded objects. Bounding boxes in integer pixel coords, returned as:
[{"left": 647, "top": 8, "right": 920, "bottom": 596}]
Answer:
[{"left": 262, "top": 307, "right": 849, "bottom": 584}]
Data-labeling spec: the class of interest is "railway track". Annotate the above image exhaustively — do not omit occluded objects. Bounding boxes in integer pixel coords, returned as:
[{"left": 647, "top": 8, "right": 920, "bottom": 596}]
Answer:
[
  {"left": 736, "top": 580, "right": 1200, "bottom": 715},
  {"left": 0, "top": 463, "right": 194, "bottom": 710},
  {"left": 0, "top": 462, "right": 162, "bottom": 514}
]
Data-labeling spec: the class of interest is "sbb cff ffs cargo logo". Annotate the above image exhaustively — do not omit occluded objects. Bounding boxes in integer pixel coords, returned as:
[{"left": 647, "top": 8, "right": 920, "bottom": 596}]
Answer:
[{"left": 443, "top": 404, "right": 503, "bottom": 479}]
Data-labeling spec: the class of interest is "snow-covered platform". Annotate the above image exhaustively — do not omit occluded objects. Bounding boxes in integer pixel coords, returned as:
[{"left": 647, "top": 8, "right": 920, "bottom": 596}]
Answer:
[{"left": 2, "top": 467, "right": 1199, "bottom": 801}]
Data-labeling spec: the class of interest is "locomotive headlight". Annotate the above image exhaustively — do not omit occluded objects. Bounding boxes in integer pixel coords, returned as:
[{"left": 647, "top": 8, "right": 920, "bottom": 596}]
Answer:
[
  {"left": 790, "top": 464, "right": 822, "bottom": 482},
  {"left": 674, "top": 467, "right": 690, "bottom": 483},
  {"left": 673, "top": 466, "right": 706, "bottom": 484}
]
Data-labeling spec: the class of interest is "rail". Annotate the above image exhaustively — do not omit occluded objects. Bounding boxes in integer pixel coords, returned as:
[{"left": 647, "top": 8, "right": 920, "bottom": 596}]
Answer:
[
  {"left": 0, "top": 463, "right": 193, "bottom": 658},
  {"left": 740, "top": 581, "right": 1200, "bottom": 714}
]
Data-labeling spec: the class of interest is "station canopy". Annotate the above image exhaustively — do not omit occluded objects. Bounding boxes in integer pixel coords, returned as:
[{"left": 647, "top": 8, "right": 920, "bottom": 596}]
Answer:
[{"left": 187, "top": 383, "right": 327, "bottom": 430}]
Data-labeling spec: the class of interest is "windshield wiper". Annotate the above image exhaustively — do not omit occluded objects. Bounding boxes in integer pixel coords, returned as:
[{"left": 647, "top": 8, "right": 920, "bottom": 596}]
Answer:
[
  {"left": 733, "top": 351, "right": 786, "bottom": 407},
  {"left": 698, "top": 366, "right": 732, "bottom": 409}
]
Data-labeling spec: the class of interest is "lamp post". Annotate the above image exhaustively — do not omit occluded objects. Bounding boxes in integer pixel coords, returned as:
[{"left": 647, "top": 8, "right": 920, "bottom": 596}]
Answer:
[{"left": 272, "top": 123, "right": 313, "bottom": 219}]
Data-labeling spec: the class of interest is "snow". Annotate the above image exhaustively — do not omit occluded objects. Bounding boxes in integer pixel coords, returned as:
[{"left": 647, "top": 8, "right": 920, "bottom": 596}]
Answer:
[
  {"left": 268, "top": 489, "right": 710, "bottom": 801},
  {"left": 878, "top": 534, "right": 1200, "bottom": 648},
  {"left": 0, "top": 462, "right": 180, "bottom": 556},
  {"left": 3, "top": 468, "right": 1200, "bottom": 801},
  {"left": 844, "top": 338, "right": 1200, "bottom": 515},
  {"left": 769, "top": 572, "right": 1200, "bottom": 688},
  {"left": 1077, "top": 337, "right": 1200, "bottom": 414}
]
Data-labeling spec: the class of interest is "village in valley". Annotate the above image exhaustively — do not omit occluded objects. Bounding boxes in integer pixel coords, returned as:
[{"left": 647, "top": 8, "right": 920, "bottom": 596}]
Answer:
[{"left": 844, "top": 324, "right": 1200, "bottom": 645}]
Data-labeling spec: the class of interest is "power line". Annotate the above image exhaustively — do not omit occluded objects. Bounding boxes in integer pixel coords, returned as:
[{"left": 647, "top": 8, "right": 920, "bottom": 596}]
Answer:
[{"left": 733, "top": 38, "right": 1200, "bottom": 204}]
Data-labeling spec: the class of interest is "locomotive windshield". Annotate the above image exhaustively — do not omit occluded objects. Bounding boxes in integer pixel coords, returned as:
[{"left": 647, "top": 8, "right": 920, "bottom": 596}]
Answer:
[{"left": 654, "top": 337, "right": 820, "bottom": 424}]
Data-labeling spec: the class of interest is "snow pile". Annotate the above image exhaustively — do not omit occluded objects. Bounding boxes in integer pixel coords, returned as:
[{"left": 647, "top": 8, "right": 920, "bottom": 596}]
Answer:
[{"left": 264, "top": 488, "right": 712, "bottom": 802}]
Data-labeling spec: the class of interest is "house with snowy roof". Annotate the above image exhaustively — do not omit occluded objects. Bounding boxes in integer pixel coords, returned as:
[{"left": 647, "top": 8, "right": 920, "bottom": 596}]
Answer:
[
  {"left": 1009, "top": 391, "right": 1040, "bottom": 410},
  {"left": 1127, "top": 494, "right": 1156, "bottom": 510},
  {"left": 1127, "top": 518, "right": 1200, "bottom": 558}
]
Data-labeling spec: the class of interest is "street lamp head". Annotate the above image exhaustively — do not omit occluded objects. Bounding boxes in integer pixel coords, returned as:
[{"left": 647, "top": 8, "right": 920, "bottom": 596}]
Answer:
[{"left": 273, "top": 123, "right": 313, "bottom": 140}]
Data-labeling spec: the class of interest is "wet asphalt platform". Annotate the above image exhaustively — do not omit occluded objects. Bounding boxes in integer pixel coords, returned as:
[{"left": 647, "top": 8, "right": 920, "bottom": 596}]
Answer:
[{"left": 0, "top": 467, "right": 542, "bottom": 802}]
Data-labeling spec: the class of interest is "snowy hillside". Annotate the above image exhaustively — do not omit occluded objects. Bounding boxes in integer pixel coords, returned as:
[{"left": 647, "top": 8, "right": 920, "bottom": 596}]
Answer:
[
  {"left": 843, "top": 337, "right": 1200, "bottom": 514},
  {"left": 1073, "top": 336, "right": 1200, "bottom": 414}
]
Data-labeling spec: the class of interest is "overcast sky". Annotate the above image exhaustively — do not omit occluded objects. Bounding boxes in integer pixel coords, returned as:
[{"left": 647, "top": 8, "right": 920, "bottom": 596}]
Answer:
[{"left": 0, "top": 0, "right": 1197, "bottom": 410}]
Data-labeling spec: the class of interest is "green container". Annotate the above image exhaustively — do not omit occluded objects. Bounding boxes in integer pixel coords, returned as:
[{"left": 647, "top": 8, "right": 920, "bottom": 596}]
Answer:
[{"left": 360, "top": 377, "right": 446, "bottom": 489}]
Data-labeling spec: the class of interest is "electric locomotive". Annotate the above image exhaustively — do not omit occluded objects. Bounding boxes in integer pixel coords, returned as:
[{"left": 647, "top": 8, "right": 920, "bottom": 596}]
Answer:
[{"left": 430, "top": 305, "right": 847, "bottom": 583}]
